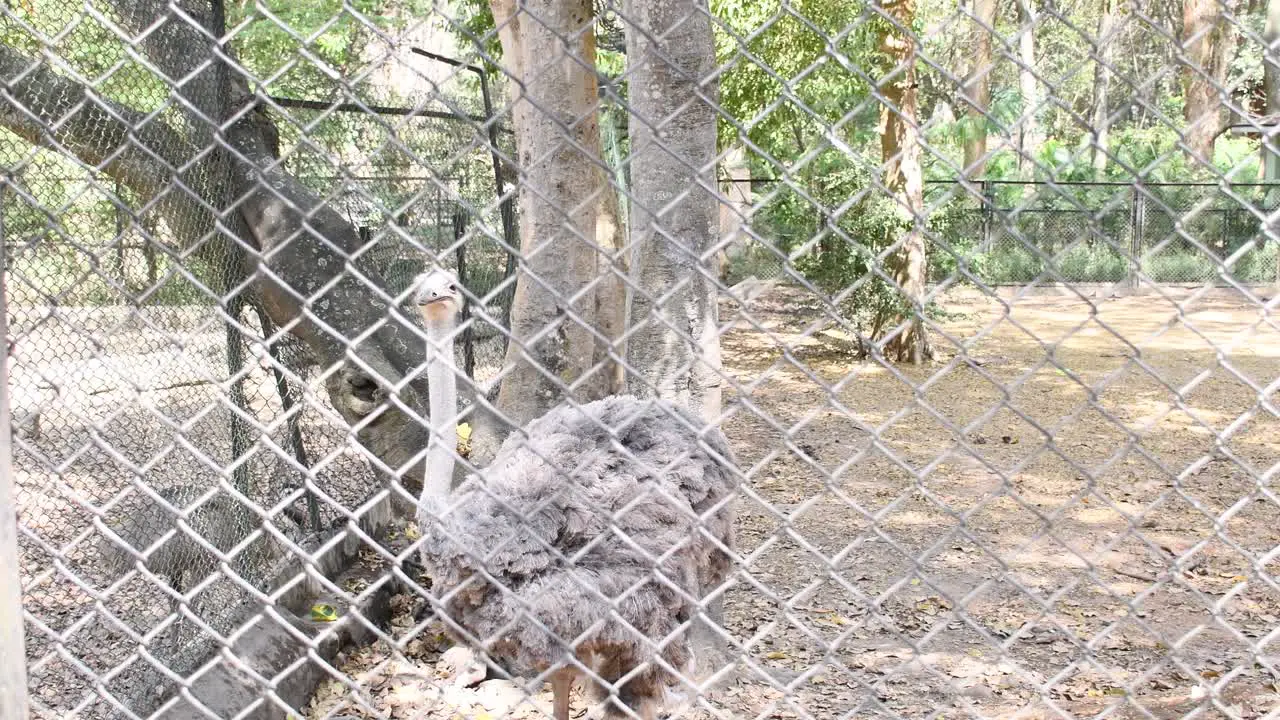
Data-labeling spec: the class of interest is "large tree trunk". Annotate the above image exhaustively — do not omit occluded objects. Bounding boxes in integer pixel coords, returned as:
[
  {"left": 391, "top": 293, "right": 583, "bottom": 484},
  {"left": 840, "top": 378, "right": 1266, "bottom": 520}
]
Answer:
[
  {"left": 622, "top": 0, "right": 723, "bottom": 420},
  {"left": 1091, "top": 0, "right": 1117, "bottom": 174},
  {"left": 1266, "top": 0, "right": 1280, "bottom": 125},
  {"left": 963, "top": 0, "right": 997, "bottom": 178},
  {"left": 584, "top": 23, "right": 629, "bottom": 400},
  {"left": 878, "top": 0, "right": 933, "bottom": 364},
  {"left": 488, "top": 0, "right": 618, "bottom": 430},
  {"left": 1264, "top": 0, "right": 1280, "bottom": 284},
  {"left": 0, "top": 1, "right": 432, "bottom": 487},
  {"left": 619, "top": 0, "right": 727, "bottom": 681},
  {"left": 1182, "top": 0, "right": 1231, "bottom": 164},
  {"left": 1017, "top": 0, "right": 1041, "bottom": 172}
]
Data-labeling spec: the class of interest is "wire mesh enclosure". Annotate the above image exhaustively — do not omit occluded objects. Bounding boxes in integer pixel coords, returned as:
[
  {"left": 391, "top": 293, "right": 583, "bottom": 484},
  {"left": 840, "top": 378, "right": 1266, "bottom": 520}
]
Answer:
[
  {"left": 2, "top": 0, "right": 1280, "bottom": 719},
  {"left": 927, "top": 181, "right": 1280, "bottom": 287}
]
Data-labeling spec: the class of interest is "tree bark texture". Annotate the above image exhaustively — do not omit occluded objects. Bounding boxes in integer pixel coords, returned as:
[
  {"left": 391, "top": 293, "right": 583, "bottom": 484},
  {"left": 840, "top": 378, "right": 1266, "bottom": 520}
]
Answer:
[
  {"left": 0, "top": 2, "right": 433, "bottom": 487},
  {"left": 877, "top": 0, "right": 933, "bottom": 364},
  {"left": 1264, "top": 0, "right": 1280, "bottom": 282},
  {"left": 1265, "top": 0, "right": 1280, "bottom": 121},
  {"left": 489, "top": 0, "right": 620, "bottom": 430},
  {"left": 1091, "top": 0, "right": 1117, "bottom": 174},
  {"left": 1182, "top": 0, "right": 1231, "bottom": 164},
  {"left": 583, "top": 23, "right": 629, "bottom": 401},
  {"left": 622, "top": 0, "right": 723, "bottom": 420},
  {"left": 1017, "top": 0, "right": 1041, "bottom": 172},
  {"left": 963, "top": 0, "right": 997, "bottom": 178}
]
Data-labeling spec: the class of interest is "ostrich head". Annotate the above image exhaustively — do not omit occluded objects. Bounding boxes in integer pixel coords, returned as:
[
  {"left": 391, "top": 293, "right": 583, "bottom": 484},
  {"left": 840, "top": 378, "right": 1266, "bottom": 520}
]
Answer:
[
  {"left": 412, "top": 268, "right": 465, "bottom": 499},
  {"left": 412, "top": 269, "right": 464, "bottom": 328}
]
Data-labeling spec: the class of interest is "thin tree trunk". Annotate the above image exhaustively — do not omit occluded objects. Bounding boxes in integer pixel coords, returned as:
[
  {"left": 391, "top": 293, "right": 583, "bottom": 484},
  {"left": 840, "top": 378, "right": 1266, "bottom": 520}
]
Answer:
[
  {"left": 1017, "top": 0, "right": 1041, "bottom": 173},
  {"left": 878, "top": 0, "right": 933, "bottom": 364},
  {"left": 1182, "top": 0, "right": 1229, "bottom": 164},
  {"left": 489, "top": 0, "right": 615, "bottom": 429},
  {"left": 623, "top": 0, "right": 722, "bottom": 419},
  {"left": 964, "top": 0, "right": 997, "bottom": 178},
  {"left": 1091, "top": 0, "right": 1117, "bottom": 174}
]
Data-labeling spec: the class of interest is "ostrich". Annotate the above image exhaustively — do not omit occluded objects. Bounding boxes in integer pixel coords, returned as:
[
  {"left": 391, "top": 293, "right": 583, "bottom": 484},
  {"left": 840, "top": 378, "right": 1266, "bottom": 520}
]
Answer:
[{"left": 410, "top": 269, "right": 737, "bottom": 720}]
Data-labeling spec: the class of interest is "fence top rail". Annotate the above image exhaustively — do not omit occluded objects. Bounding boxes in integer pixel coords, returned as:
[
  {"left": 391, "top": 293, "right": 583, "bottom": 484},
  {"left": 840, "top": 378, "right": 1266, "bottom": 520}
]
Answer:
[
  {"left": 728, "top": 178, "right": 1280, "bottom": 188},
  {"left": 925, "top": 179, "right": 1280, "bottom": 188},
  {"left": 265, "top": 95, "right": 514, "bottom": 135}
]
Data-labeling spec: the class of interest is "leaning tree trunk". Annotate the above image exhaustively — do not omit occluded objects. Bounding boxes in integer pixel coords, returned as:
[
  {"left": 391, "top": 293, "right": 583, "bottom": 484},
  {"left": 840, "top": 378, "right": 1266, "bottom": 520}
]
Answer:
[
  {"left": 0, "top": 0, "right": 432, "bottom": 486},
  {"left": 878, "top": 0, "right": 934, "bottom": 364},
  {"left": 622, "top": 0, "right": 723, "bottom": 420},
  {"left": 2, "top": 0, "right": 439, "bottom": 714},
  {"left": 488, "top": 0, "right": 620, "bottom": 430},
  {"left": 963, "top": 0, "right": 997, "bottom": 179}
]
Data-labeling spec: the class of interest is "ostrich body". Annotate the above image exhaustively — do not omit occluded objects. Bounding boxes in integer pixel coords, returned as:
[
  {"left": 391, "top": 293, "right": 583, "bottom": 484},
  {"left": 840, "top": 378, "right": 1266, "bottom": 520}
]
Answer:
[{"left": 411, "top": 270, "right": 737, "bottom": 720}]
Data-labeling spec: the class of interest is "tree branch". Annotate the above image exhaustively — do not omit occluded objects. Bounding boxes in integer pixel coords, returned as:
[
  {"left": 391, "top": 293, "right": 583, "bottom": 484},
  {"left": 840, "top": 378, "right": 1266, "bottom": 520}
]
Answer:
[
  {"left": 0, "top": 43, "right": 217, "bottom": 245},
  {"left": 0, "top": 41, "right": 432, "bottom": 487}
]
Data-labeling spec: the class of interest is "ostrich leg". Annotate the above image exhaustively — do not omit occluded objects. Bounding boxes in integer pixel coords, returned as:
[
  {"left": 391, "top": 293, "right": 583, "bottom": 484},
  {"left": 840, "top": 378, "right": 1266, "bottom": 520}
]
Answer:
[{"left": 552, "top": 669, "right": 573, "bottom": 720}]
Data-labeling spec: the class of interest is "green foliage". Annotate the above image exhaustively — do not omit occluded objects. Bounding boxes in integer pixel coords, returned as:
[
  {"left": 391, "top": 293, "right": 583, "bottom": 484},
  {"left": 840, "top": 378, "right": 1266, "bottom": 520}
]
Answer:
[
  {"left": 750, "top": 158, "right": 955, "bottom": 335},
  {"left": 447, "top": 0, "right": 502, "bottom": 66},
  {"left": 1143, "top": 251, "right": 1213, "bottom": 283},
  {"left": 1055, "top": 244, "right": 1127, "bottom": 282},
  {"left": 1139, "top": 245, "right": 1278, "bottom": 285},
  {"left": 713, "top": 0, "right": 877, "bottom": 152},
  {"left": 1, "top": 0, "right": 440, "bottom": 308},
  {"left": 938, "top": 237, "right": 1278, "bottom": 287},
  {"left": 712, "top": 0, "right": 931, "bottom": 339},
  {"left": 974, "top": 244, "right": 1042, "bottom": 284},
  {"left": 1233, "top": 241, "right": 1279, "bottom": 283},
  {"left": 723, "top": 246, "right": 786, "bottom": 285},
  {"left": 227, "top": 0, "right": 417, "bottom": 97},
  {"left": 1, "top": 137, "right": 218, "bottom": 307},
  {"left": 0, "top": 0, "right": 168, "bottom": 110}
]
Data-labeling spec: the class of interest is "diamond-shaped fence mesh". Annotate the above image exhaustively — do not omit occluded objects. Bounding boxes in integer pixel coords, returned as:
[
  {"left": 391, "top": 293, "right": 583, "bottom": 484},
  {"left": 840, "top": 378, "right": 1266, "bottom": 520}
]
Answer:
[
  {"left": 2, "top": 0, "right": 1280, "bottom": 719},
  {"left": 927, "top": 181, "right": 1280, "bottom": 287}
]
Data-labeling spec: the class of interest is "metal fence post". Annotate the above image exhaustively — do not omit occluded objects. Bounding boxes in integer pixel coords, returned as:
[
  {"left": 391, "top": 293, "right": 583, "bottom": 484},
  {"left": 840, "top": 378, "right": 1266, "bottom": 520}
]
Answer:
[
  {"left": 410, "top": 47, "right": 520, "bottom": 329},
  {"left": 1128, "top": 183, "right": 1143, "bottom": 289},
  {"left": 454, "top": 206, "right": 476, "bottom": 378},
  {"left": 113, "top": 178, "right": 126, "bottom": 287},
  {"left": 0, "top": 178, "right": 30, "bottom": 720},
  {"left": 980, "top": 179, "right": 995, "bottom": 252}
]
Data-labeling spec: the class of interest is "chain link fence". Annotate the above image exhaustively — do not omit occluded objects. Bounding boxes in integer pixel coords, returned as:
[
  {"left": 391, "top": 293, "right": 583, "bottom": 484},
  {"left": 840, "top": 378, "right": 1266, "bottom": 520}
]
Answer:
[
  {"left": 924, "top": 181, "right": 1280, "bottom": 287},
  {"left": 3, "top": 0, "right": 1280, "bottom": 719},
  {"left": 727, "top": 180, "right": 1280, "bottom": 289}
]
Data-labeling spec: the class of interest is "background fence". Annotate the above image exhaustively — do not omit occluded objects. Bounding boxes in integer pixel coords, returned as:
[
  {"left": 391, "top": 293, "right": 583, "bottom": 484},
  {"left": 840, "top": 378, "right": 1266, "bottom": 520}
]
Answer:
[
  {"left": 724, "top": 180, "right": 1280, "bottom": 289},
  {"left": 3, "top": 0, "right": 1280, "bottom": 719},
  {"left": 933, "top": 181, "right": 1280, "bottom": 287}
]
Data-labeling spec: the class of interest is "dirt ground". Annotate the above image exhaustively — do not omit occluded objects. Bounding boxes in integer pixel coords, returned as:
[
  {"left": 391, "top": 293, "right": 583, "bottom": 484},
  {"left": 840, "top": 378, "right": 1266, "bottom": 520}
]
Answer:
[
  {"left": 304, "top": 284, "right": 1280, "bottom": 720},
  {"left": 16, "top": 284, "right": 1280, "bottom": 719},
  {"left": 9, "top": 305, "right": 381, "bottom": 718}
]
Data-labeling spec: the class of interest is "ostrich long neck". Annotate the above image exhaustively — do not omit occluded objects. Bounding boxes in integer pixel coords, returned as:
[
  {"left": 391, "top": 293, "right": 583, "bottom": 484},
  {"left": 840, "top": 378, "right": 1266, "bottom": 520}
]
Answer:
[{"left": 423, "top": 316, "right": 458, "bottom": 500}]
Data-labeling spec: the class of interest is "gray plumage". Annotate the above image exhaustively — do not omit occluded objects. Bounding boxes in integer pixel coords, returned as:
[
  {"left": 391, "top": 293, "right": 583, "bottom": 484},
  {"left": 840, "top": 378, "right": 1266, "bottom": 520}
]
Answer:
[{"left": 416, "top": 394, "right": 737, "bottom": 717}]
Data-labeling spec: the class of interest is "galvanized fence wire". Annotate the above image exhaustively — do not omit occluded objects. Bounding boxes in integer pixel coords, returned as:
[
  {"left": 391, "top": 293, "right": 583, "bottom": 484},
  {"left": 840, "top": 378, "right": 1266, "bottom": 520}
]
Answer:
[
  {"left": 927, "top": 182, "right": 1280, "bottom": 287},
  {"left": 3, "top": 0, "right": 1280, "bottom": 718}
]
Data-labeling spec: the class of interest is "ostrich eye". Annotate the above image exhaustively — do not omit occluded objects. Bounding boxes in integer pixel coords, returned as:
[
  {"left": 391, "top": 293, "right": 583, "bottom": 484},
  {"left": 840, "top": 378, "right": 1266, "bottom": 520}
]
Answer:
[{"left": 448, "top": 284, "right": 458, "bottom": 292}]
